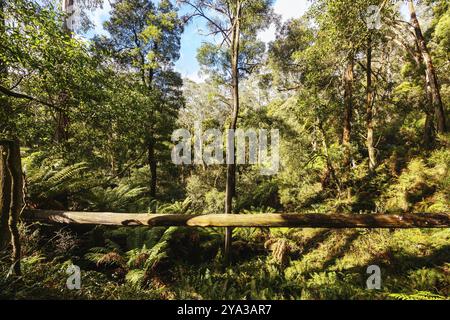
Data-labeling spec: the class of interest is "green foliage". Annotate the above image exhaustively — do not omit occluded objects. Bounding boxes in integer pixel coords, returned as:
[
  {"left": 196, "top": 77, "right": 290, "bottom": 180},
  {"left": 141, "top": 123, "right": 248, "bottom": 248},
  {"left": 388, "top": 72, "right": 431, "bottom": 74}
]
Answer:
[
  {"left": 389, "top": 291, "right": 447, "bottom": 300},
  {"left": 1, "top": 0, "right": 449, "bottom": 301},
  {"left": 380, "top": 146, "right": 450, "bottom": 213},
  {"left": 149, "top": 197, "right": 193, "bottom": 214},
  {"left": 23, "top": 152, "right": 88, "bottom": 208},
  {"left": 2, "top": 215, "right": 449, "bottom": 299},
  {"left": 191, "top": 0, "right": 274, "bottom": 83},
  {"left": 86, "top": 184, "right": 148, "bottom": 212}
]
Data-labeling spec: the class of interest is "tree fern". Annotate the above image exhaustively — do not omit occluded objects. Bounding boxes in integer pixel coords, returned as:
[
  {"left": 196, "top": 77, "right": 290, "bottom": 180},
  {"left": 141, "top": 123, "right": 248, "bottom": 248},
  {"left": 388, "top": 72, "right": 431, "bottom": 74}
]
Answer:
[
  {"left": 23, "top": 152, "right": 89, "bottom": 207},
  {"left": 149, "top": 198, "right": 193, "bottom": 214},
  {"left": 46, "top": 162, "right": 88, "bottom": 187},
  {"left": 86, "top": 184, "right": 148, "bottom": 212}
]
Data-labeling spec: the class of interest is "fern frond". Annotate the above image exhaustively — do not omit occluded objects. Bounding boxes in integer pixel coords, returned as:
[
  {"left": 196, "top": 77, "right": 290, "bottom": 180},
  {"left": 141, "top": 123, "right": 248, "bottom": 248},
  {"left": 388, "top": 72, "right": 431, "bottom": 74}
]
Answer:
[
  {"left": 46, "top": 162, "right": 88, "bottom": 186},
  {"left": 389, "top": 291, "right": 447, "bottom": 300},
  {"left": 125, "top": 269, "right": 146, "bottom": 287}
]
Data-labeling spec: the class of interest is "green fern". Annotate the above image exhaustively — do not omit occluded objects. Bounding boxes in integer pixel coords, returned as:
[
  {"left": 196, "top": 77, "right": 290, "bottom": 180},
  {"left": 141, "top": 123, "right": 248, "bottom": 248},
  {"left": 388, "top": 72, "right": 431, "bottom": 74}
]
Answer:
[
  {"left": 46, "top": 162, "right": 88, "bottom": 187},
  {"left": 23, "top": 152, "right": 89, "bottom": 206},
  {"left": 86, "top": 184, "right": 148, "bottom": 212},
  {"left": 126, "top": 245, "right": 151, "bottom": 269},
  {"left": 149, "top": 198, "right": 193, "bottom": 214},
  {"left": 125, "top": 269, "right": 146, "bottom": 287},
  {"left": 119, "top": 227, "right": 166, "bottom": 249},
  {"left": 389, "top": 291, "right": 447, "bottom": 300},
  {"left": 125, "top": 227, "right": 190, "bottom": 273},
  {"left": 84, "top": 239, "right": 125, "bottom": 268}
]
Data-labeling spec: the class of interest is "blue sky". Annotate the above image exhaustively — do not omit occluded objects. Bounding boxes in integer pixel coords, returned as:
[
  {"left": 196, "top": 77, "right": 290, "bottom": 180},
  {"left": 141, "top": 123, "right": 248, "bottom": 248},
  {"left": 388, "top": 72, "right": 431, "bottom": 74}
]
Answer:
[
  {"left": 86, "top": 0, "right": 411, "bottom": 82},
  {"left": 174, "top": 0, "right": 311, "bottom": 82},
  {"left": 86, "top": 0, "right": 311, "bottom": 82}
]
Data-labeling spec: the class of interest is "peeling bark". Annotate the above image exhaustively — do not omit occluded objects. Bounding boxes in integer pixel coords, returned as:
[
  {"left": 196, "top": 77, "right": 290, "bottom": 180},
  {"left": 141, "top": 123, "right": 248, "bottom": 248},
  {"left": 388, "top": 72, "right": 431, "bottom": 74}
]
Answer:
[{"left": 409, "top": 0, "right": 447, "bottom": 133}]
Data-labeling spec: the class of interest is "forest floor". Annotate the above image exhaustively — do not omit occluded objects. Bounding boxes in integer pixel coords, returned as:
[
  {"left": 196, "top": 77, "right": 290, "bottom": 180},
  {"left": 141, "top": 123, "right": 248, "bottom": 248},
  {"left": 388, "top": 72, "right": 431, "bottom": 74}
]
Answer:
[{"left": 1, "top": 223, "right": 449, "bottom": 300}]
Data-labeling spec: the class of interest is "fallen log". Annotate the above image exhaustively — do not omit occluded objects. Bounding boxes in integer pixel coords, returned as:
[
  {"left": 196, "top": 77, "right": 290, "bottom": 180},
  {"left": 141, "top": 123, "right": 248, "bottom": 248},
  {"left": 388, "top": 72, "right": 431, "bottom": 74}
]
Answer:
[{"left": 23, "top": 210, "right": 450, "bottom": 228}]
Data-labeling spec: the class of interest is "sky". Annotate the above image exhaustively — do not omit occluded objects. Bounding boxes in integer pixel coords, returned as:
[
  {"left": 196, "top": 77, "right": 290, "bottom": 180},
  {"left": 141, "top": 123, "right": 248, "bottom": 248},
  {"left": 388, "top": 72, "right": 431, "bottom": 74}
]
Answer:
[
  {"left": 85, "top": 0, "right": 311, "bottom": 83},
  {"left": 85, "top": 0, "right": 412, "bottom": 83},
  {"left": 175, "top": 0, "right": 311, "bottom": 82}
]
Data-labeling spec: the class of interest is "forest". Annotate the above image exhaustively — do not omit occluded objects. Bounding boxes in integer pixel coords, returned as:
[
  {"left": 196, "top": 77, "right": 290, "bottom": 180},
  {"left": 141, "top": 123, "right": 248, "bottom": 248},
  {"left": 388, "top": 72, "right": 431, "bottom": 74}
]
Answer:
[{"left": 0, "top": 0, "right": 449, "bottom": 300}]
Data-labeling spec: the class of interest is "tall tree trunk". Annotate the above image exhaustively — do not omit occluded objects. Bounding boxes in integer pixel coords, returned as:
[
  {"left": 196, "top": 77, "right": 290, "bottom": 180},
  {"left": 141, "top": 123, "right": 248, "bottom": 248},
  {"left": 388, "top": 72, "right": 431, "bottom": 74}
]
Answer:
[
  {"left": 342, "top": 55, "right": 354, "bottom": 167},
  {"left": 8, "top": 139, "right": 22, "bottom": 275},
  {"left": 146, "top": 66, "right": 156, "bottom": 199},
  {"left": 0, "top": 0, "right": 13, "bottom": 134},
  {"left": 0, "top": 143, "right": 12, "bottom": 249},
  {"left": 224, "top": 1, "right": 241, "bottom": 261},
  {"left": 0, "top": 140, "right": 23, "bottom": 275},
  {"left": 55, "top": 110, "right": 69, "bottom": 143},
  {"left": 55, "top": 0, "right": 73, "bottom": 144},
  {"left": 409, "top": 0, "right": 447, "bottom": 133},
  {"left": 148, "top": 140, "right": 157, "bottom": 199},
  {"left": 424, "top": 70, "right": 435, "bottom": 147},
  {"left": 1, "top": 2, "right": 21, "bottom": 275},
  {"left": 318, "top": 120, "right": 341, "bottom": 193},
  {"left": 366, "top": 34, "right": 376, "bottom": 173},
  {"left": 409, "top": 38, "right": 434, "bottom": 146},
  {"left": 0, "top": 1, "right": 12, "bottom": 250}
]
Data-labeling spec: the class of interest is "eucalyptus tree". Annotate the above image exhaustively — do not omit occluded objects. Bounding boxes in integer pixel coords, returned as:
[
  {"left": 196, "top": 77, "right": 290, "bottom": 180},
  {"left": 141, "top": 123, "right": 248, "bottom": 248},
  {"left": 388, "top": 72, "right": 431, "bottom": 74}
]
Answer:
[
  {"left": 0, "top": 0, "right": 11, "bottom": 135},
  {"left": 0, "top": 0, "right": 85, "bottom": 274},
  {"left": 99, "top": 0, "right": 183, "bottom": 199},
  {"left": 0, "top": 0, "right": 105, "bottom": 219},
  {"left": 311, "top": 0, "right": 363, "bottom": 155},
  {"left": 0, "top": 0, "right": 95, "bottom": 136},
  {"left": 315, "top": 0, "right": 393, "bottom": 172},
  {"left": 55, "top": 0, "right": 103, "bottom": 143},
  {"left": 178, "top": 0, "right": 274, "bottom": 258},
  {"left": 407, "top": 0, "right": 447, "bottom": 134},
  {"left": 270, "top": 0, "right": 388, "bottom": 175}
]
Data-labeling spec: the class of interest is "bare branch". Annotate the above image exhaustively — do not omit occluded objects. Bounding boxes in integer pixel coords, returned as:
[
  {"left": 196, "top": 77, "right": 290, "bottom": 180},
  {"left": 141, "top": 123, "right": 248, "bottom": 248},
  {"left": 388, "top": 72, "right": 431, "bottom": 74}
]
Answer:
[{"left": 179, "top": 0, "right": 231, "bottom": 45}]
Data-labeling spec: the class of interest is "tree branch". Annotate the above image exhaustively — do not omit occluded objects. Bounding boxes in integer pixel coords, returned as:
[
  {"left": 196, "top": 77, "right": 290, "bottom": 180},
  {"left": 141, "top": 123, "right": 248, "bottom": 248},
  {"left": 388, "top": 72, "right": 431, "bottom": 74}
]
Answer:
[{"left": 0, "top": 84, "right": 63, "bottom": 112}]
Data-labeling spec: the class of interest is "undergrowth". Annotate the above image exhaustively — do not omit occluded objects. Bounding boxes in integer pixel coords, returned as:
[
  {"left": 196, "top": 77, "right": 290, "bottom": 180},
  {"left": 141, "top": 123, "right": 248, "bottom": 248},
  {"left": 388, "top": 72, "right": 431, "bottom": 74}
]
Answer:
[{"left": 1, "top": 223, "right": 448, "bottom": 300}]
